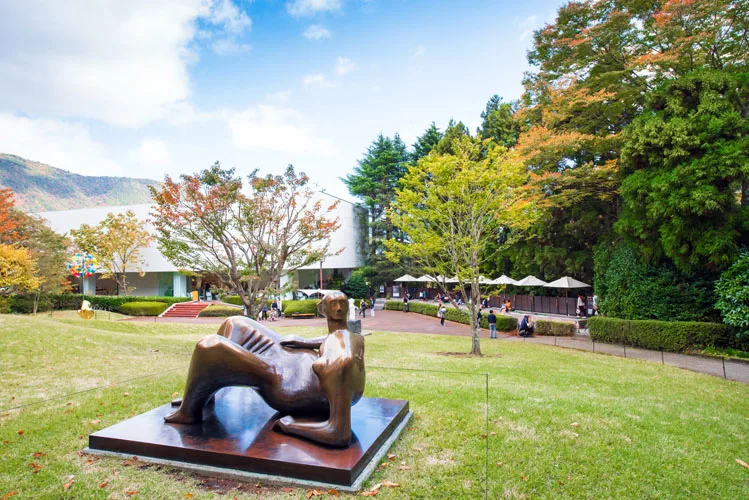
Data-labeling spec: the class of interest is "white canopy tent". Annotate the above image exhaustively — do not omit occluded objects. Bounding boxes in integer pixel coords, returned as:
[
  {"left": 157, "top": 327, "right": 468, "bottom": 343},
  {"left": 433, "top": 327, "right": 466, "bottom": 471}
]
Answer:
[
  {"left": 393, "top": 274, "right": 419, "bottom": 283},
  {"left": 298, "top": 289, "right": 341, "bottom": 299},
  {"left": 514, "top": 275, "right": 548, "bottom": 287},
  {"left": 490, "top": 275, "right": 517, "bottom": 285},
  {"left": 544, "top": 276, "right": 590, "bottom": 289},
  {"left": 415, "top": 275, "right": 436, "bottom": 283}
]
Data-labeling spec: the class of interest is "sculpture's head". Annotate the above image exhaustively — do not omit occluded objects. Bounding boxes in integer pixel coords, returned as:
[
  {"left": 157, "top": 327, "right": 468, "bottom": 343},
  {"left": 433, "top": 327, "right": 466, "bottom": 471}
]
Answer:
[{"left": 318, "top": 291, "right": 349, "bottom": 321}]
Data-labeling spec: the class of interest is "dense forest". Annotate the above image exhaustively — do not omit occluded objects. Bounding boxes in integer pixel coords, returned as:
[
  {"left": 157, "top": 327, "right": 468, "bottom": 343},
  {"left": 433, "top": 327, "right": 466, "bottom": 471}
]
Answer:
[{"left": 343, "top": 0, "right": 748, "bottom": 323}]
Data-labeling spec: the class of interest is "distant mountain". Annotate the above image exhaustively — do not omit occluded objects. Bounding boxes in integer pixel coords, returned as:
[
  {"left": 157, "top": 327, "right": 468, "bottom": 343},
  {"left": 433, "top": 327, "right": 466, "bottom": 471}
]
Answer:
[{"left": 0, "top": 153, "right": 158, "bottom": 212}]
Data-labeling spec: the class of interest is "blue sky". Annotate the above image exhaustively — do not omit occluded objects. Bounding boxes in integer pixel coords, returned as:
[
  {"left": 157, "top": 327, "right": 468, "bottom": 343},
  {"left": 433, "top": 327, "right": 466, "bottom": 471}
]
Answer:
[{"left": 0, "top": 0, "right": 564, "bottom": 201}]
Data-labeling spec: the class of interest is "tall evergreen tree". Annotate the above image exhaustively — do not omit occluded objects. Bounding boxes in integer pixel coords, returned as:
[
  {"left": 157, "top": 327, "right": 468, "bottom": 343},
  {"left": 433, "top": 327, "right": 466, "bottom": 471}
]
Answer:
[
  {"left": 618, "top": 70, "right": 749, "bottom": 272},
  {"left": 411, "top": 122, "right": 443, "bottom": 163},
  {"left": 434, "top": 120, "right": 471, "bottom": 155},
  {"left": 342, "top": 134, "right": 410, "bottom": 287},
  {"left": 478, "top": 95, "right": 520, "bottom": 147}
]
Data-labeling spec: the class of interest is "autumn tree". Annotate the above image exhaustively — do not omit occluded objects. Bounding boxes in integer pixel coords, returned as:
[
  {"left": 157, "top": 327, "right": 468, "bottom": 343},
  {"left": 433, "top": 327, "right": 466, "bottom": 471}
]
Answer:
[
  {"left": 0, "top": 188, "right": 26, "bottom": 244},
  {"left": 509, "top": 0, "right": 749, "bottom": 282},
  {"left": 72, "top": 210, "right": 151, "bottom": 295},
  {"left": 343, "top": 134, "right": 410, "bottom": 287},
  {"left": 150, "top": 163, "right": 340, "bottom": 316},
  {"left": 387, "top": 136, "right": 531, "bottom": 355},
  {"left": 20, "top": 216, "right": 72, "bottom": 312},
  {"left": 0, "top": 244, "right": 39, "bottom": 296}
]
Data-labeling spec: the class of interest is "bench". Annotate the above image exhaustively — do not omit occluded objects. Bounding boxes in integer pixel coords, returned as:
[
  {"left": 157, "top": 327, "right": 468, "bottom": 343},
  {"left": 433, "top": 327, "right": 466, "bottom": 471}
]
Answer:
[{"left": 291, "top": 313, "right": 316, "bottom": 319}]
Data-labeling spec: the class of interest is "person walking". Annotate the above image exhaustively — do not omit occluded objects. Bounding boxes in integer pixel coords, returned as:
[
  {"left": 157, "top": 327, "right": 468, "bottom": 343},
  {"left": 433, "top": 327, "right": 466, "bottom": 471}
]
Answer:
[
  {"left": 403, "top": 295, "right": 409, "bottom": 313},
  {"left": 360, "top": 299, "right": 367, "bottom": 318},
  {"left": 577, "top": 294, "right": 586, "bottom": 317},
  {"left": 438, "top": 304, "right": 446, "bottom": 326},
  {"left": 476, "top": 309, "right": 482, "bottom": 331},
  {"left": 487, "top": 310, "right": 497, "bottom": 339}
]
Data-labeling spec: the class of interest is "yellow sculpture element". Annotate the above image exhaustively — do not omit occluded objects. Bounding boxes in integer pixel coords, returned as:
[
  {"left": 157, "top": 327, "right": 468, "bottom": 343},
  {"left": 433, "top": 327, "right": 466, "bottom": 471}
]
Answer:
[{"left": 78, "top": 300, "right": 94, "bottom": 320}]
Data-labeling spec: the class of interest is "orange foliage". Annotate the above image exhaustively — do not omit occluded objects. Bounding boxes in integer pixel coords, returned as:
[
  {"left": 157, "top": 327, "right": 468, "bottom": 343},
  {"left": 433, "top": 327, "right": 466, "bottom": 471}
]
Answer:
[{"left": 0, "top": 188, "right": 19, "bottom": 239}]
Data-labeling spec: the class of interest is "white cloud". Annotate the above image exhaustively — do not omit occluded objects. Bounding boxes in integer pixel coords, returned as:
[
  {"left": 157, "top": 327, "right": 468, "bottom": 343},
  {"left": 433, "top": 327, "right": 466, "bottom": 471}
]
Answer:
[
  {"left": 335, "top": 57, "right": 358, "bottom": 75},
  {"left": 303, "top": 73, "right": 335, "bottom": 88},
  {"left": 211, "top": 39, "right": 251, "bottom": 55},
  {"left": 227, "top": 105, "right": 337, "bottom": 157},
  {"left": 286, "top": 0, "right": 342, "bottom": 17},
  {"left": 129, "top": 139, "right": 172, "bottom": 167},
  {"left": 266, "top": 90, "right": 293, "bottom": 105},
  {"left": 518, "top": 15, "right": 538, "bottom": 41},
  {"left": 0, "top": 1, "right": 251, "bottom": 127},
  {"left": 0, "top": 114, "right": 122, "bottom": 175},
  {"left": 303, "top": 24, "right": 332, "bottom": 40},
  {"left": 207, "top": 0, "right": 251, "bottom": 34},
  {"left": 413, "top": 45, "right": 426, "bottom": 57}
]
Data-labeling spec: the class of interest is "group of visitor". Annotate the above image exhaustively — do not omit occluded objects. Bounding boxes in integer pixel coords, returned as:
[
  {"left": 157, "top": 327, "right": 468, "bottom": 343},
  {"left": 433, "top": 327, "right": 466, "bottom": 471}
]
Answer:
[
  {"left": 359, "top": 297, "right": 376, "bottom": 318},
  {"left": 257, "top": 300, "right": 281, "bottom": 322}
]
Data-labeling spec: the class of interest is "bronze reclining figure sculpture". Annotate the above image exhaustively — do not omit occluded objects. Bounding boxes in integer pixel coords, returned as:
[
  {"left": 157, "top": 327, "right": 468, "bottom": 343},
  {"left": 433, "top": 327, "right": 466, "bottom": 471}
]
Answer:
[{"left": 165, "top": 291, "right": 365, "bottom": 447}]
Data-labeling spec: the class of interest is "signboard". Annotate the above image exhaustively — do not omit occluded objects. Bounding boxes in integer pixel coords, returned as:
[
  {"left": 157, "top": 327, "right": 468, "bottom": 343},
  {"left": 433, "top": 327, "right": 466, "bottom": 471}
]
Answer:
[{"left": 392, "top": 285, "right": 400, "bottom": 298}]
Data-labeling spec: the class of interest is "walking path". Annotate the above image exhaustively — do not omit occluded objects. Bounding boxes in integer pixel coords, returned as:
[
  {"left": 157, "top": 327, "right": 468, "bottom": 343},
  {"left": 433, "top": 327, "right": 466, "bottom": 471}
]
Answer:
[{"left": 124, "top": 309, "right": 748, "bottom": 383}]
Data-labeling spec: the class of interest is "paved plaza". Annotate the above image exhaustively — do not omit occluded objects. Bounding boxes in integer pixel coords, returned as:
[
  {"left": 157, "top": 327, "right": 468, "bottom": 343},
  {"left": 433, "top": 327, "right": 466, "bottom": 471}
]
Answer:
[{"left": 124, "top": 309, "right": 749, "bottom": 384}]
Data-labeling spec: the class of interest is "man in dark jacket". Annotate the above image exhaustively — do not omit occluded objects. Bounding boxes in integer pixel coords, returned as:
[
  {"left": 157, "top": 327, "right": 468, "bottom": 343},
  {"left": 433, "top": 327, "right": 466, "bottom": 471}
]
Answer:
[{"left": 487, "top": 310, "right": 497, "bottom": 339}]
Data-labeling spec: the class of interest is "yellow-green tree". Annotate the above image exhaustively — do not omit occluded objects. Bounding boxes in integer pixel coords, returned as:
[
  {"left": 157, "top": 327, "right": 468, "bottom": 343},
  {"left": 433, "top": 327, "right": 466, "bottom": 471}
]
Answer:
[
  {"left": 0, "top": 244, "right": 39, "bottom": 295},
  {"left": 71, "top": 210, "right": 150, "bottom": 295},
  {"left": 386, "top": 136, "right": 532, "bottom": 355}
]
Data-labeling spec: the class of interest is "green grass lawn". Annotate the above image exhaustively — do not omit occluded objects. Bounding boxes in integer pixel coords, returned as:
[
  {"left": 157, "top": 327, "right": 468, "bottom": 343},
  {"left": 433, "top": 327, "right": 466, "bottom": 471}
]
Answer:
[{"left": 1, "top": 314, "right": 747, "bottom": 499}]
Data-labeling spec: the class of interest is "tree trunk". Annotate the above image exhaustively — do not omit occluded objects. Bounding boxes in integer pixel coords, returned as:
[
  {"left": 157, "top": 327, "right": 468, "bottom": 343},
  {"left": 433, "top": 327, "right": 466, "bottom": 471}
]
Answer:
[
  {"left": 33, "top": 290, "right": 40, "bottom": 315},
  {"left": 470, "top": 283, "right": 482, "bottom": 356},
  {"left": 238, "top": 288, "right": 254, "bottom": 318}
]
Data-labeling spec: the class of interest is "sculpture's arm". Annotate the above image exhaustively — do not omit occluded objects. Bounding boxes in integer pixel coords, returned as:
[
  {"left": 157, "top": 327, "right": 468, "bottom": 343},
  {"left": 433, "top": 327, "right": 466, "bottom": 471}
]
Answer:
[{"left": 279, "top": 335, "right": 327, "bottom": 349}]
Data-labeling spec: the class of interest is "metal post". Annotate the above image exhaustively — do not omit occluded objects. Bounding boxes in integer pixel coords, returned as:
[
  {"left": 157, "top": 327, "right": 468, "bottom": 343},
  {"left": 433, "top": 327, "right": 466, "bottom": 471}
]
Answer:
[
  {"left": 623, "top": 344, "right": 626, "bottom": 358},
  {"left": 722, "top": 357, "right": 727, "bottom": 379},
  {"left": 592, "top": 341, "right": 595, "bottom": 353},
  {"left": 661, "top": 348, "right": 664, "bottom": 364}
]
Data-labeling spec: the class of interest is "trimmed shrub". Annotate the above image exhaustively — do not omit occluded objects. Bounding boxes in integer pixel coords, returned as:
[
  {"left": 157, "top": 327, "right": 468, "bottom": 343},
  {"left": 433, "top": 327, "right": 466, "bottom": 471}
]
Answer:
[
  {"left": 198, "top": 305, "right": 243, "bottom": 317},
  {"left": 8, "top": 294, "right": 190, "bottom": 314},
  {"left": 283, "top": 300, "right": 319, "bottom": 316},
  {"left": 223, "top": 296, "right": 279, "bottom": 309},
  {"left": 224, "top": 295, "right": 243, "bottom": 306},
  {"left": 588, "top": 316, "right": 736, "bottom": 352},
  {"left": 0, "top": 297, "right": 11, "bottom": 314},
  {"left": 715, "top": 251, "right": 749, "bottom": 350},
  {"left": 118, "top": 301, "right": 169, "bottom": 316},
  {"left": 593, "top": 242, "right": 720, "bottom": 322},
  {"left": 384, "top": 301, "right": 517, "bottom": 331},
  {"left": 535, "top": 320, "right": 576, "bottom": 336}
]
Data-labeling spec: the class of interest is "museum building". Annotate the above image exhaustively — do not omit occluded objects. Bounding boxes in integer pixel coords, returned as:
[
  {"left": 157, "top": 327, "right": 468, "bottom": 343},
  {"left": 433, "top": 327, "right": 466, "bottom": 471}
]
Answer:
[{"left": 37, "top": 192, "right": 366, "bottom": 299}]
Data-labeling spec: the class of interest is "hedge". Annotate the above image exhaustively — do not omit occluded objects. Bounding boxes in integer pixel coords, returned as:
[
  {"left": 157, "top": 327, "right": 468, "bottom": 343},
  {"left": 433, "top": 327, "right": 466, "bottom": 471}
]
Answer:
[
  {"left": 283, "top": 300, "right": 319, "bottom": 316},
  {"left": 119, "top": 301, "right": 170, "bottom": 316},
  {"left": 384, "top": 301, "right": 517, "bottom": 331},
  {"left": 198, "top": 305, "right": 243, "bottom": 317},
  {"left": 535, "top": 320, "right": 576, "bottom": 336},
  {"left": 7, "top": 294, "right": 190, "bottom": 314},
  {"left": 588, "top": 316, "right": 736, "bottom": 353}
]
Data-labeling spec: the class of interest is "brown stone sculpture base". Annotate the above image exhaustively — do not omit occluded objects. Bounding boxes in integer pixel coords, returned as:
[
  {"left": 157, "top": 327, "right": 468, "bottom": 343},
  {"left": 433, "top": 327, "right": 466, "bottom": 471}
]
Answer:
[{"left": 88, "top": 387, "right": 410, "bottom": 489}]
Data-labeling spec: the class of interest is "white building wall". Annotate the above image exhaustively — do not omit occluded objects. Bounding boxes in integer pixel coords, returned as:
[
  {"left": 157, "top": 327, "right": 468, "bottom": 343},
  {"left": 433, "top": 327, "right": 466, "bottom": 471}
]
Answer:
[
  {"left": 35, "top": 192, "right": 365, "bottom": 297},
  {"left": 295, "top": 193, "right": 366, "bottom": 270}
]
